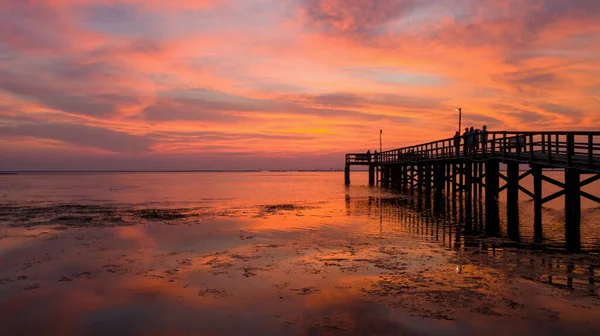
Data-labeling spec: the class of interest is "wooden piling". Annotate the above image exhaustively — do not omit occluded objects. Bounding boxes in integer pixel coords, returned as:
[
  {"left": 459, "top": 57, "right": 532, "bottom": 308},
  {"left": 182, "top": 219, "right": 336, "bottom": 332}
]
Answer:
[
  {"left": 417, "top": 164, "right": 424, "bottom": 191},
  {"left": 465, "top": 162, "right": 473, "bottom": 197},
  {"left": 410, "top": 165, "right": 415, "bottom": 192},
  {"left": 425, "top": 163, "right": 432, "bottom": 194},
  {"left": 384, "top": 165, "right": 390, "bottom": 187},
  {"left": 465, "top": 189, "right": 473, "bottom": 233},
  {"left": 533, "top": 165, "right": 543, "bottom": 243},
  {"left": 473, "top": 162, "right": 478, "bottom": 200},
  {"left": 446, "top": 164, "right": 451, "bottom": 192},
  {"left": 507, "top": 162, "right": 519, "bottom": 205},
  {"left": 452, "top": 164, "right": 457, "bottom": 197},
  {"left": 506, "top": 162, "right": 520, "bottom": 240},
  {"left": 485, "top": 160, "right": 500, "bottom": 235},
  {"left": 344, "top": 165, "right": 350, "bottom": 185},
  {"left": 435, "top": 163, "right": 445, "bottom": 192},
  {"left": 485, "top": 160, "right": 500, "bottom": 204},
  {"left": 565, "top": 169, "right": 581, "bottom": 252},
  {"left": 478, "top": 163, "right": 484, "bottom": 196},
  {"left": 384, "top": 165, "right": 392, "bottom": 188},
  {"left": 459, "top": 163, "right": 464, "bottom": 196}
]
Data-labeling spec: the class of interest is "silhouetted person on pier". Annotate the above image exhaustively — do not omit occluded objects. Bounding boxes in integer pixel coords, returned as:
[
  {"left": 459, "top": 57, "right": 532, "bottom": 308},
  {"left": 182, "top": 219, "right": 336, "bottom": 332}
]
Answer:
[
  {"left": 453, "top": 131, "right": 461, "bottom": 156},
  {"left": 481, "top": 125, "right": 489, "bottom": 154},
  {"left": 468, "top": 127, "right": 476, "bottom": 156},
  {"left": 366, "top": 150, "right": 371, "bottom": 162},
  {"left": 374, "top": 150, "right": 378, "bottom": 162},
  {"left": 474, "top": 128, "right": 481, "bottom": 154},
  {"left": 462, "top": 127, "right": 470, "bottom": 156}
]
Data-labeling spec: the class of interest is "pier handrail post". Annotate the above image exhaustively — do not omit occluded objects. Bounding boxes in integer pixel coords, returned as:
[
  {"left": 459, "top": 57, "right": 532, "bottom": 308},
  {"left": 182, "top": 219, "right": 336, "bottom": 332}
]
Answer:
[
  {"left": 492, "top": 133, "right": 496, "bottom": 156},
  {"left": 444, "top": 140, "right": 447, "bottom": 157},
  {"left": 541, "top": 133, "right": 546, "bottom": 154},
  {"left": 548, "top": 133, "right": 553, "bottom": 164},
  {"left": 589, "top": 134, "right": 594, "bottom": 169},
  {"left": 503, "top": 132, "right": 507, "bottom": 158},
  {"left": 442, "top": 141, "right": 445, "bottom": 158},
  {"left": 567, "top": 132, "right": 574, "bottom": 168},
  {"left": 516, "top": 132, "right": 521, "bottom": 160},
  {"left": 529, "top": 133, "right": 534, "bottom": 162}
]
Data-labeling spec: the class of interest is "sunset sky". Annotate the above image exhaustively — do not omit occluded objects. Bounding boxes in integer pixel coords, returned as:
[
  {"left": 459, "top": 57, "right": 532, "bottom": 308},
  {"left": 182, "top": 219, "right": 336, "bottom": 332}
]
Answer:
[{"left": 1, "top": 0, "right": 599, "bottom": 170}]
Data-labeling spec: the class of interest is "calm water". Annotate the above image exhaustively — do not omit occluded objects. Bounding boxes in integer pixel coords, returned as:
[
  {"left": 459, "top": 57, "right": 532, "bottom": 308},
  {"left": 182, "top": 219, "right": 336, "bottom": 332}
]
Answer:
[{"left": 0, "top": 172, "right": 599, "bottom": 335}]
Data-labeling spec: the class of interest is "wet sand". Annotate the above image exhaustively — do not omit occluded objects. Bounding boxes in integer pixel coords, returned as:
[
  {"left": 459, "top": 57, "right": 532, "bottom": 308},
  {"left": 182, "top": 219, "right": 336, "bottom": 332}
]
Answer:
[{"left": 0, "top": 172, "right": 599, "bottom": 335}]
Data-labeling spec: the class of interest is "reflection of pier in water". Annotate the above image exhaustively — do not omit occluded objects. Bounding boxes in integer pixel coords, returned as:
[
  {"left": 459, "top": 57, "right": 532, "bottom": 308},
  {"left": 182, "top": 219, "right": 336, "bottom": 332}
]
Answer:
[{"left": 345, "top": 192, "right": 599, "bottom": 294}]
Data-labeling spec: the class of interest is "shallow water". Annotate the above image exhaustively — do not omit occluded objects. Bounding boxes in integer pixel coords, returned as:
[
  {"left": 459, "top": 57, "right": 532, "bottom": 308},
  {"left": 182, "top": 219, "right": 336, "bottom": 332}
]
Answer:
[{"left": 0, "top": 172, "right": 599, "bottom": 335}]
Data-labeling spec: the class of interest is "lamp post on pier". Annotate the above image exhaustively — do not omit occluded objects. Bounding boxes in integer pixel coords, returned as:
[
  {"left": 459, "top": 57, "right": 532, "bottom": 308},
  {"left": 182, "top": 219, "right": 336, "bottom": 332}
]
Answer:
[
  {"left": 379, "top": 129, "right": 382, "bottom": 154},
  {"left": 456, "top": 107, "right": 462, "bottom": 132}
]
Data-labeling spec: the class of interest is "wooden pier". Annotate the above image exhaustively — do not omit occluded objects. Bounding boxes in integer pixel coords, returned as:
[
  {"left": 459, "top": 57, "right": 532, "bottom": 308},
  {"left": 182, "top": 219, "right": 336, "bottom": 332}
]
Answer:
[{"left": 345, "top": 131, "right": 600, "bottom": 251}]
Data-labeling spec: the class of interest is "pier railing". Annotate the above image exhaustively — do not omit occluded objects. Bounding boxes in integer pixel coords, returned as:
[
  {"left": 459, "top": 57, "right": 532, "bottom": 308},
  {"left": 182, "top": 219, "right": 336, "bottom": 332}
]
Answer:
[
  {"left": 345, "top": 153, "right": 375, "bottom": 164},
  {"left": 374, "top": 131, "right": 600, "bottom": 171}
]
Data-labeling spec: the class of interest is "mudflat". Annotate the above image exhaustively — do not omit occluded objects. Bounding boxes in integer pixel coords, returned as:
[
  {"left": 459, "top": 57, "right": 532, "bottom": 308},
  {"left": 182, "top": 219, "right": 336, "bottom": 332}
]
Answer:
[{"left": 0, "top": 172, "right": 598, "bottom": 335}]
